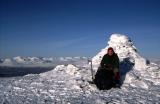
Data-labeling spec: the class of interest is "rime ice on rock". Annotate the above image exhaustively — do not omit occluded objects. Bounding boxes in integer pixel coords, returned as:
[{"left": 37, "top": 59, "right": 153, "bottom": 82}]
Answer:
[{"left": 92, "top": 34, "right": 148, "bottom": 71}]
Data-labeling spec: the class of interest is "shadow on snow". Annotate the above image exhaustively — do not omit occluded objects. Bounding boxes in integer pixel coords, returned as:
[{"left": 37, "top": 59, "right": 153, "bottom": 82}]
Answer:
[{"left": 119, "top": 57, "right": 134, "bottom": 85}]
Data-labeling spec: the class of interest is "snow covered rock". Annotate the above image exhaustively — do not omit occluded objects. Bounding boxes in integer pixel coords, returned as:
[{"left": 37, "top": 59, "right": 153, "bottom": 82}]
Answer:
[
  {"left": 13, "top": 56, "right": 26, "bottom": 64},
  {"left": 91, "top": 34, "right": 160, "bottom": 93},
  {"left": 92, "top": 34, "right": 148, "bottom": 71},
  {"left": 40, "top": 64, "right": 81, "bottom": 78},
  {"left": 2, "top": 58, "right": 13, "bottom": 66},
  {"left": 0, "top": 56, "right": 88, "bottom": 67}
]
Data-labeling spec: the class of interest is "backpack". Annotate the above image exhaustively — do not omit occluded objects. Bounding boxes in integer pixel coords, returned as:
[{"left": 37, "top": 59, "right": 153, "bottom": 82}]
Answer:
[{"left": 94, "top": 67, "right": 114, "bottom": 90}]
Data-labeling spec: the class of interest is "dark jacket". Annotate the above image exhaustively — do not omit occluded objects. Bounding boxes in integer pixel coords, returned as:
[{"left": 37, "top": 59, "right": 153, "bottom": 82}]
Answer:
[{"left": 100, "top": 53, "right": 119, "bottom": 69}]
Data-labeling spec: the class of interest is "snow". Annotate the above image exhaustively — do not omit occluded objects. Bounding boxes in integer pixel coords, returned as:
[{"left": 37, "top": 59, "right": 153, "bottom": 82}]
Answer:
[
  {"left": 0, "top": 34, "right": 160, "bottom": 104},
  {"left": 40, "top": 64, "right": 82, "bottom": 79},
  {"left": 92, "top": 34, "right": 148, "bottom": 71},
  {"left": 13, "top": 56, "right": 26, "bottom": 64},
  {"left": 0, "top": 56, "right": 88, "bottom": 67},
  {"left": 2, "top": 58, "right": 13, "bottom": 66}
]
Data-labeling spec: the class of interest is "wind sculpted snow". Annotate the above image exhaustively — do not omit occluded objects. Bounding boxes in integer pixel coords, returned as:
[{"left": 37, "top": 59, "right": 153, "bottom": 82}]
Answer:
[
  {"left": 0, "top": 64, "right": 159, "bottom": 104},
  {"left": 0, "top": 34, "right": 160, "bottom": 104}
]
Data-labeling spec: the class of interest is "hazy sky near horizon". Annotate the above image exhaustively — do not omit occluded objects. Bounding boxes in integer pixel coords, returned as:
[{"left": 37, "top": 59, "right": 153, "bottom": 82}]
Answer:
[{"left": 0, "top": 0, "right": 160, "bottom": 58}]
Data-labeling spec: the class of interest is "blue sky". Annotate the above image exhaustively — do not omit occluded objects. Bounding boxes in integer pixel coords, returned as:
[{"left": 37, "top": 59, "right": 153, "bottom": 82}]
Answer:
[{"left": 0, "top": 0, "right": 160, "bottom": 58}]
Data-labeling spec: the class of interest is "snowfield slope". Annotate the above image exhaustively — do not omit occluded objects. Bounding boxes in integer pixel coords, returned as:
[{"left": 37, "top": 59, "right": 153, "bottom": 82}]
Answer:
[{"left": 0, "top": 34, "right": 160, "bottom": 104}]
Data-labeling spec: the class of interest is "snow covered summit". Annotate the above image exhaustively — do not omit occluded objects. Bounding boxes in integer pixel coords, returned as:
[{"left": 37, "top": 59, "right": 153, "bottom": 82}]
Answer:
[
  {"left": 92, "top": 34, "right": 149, "bottom": 70},
  {"left": 0, "top": 34, "right": 160, "bottom": 104}
]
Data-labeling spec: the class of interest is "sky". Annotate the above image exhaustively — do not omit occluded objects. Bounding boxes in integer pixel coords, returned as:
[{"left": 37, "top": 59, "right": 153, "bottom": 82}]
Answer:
[{"left": 0, "top": 0, "right": 160, "bottom": 58}]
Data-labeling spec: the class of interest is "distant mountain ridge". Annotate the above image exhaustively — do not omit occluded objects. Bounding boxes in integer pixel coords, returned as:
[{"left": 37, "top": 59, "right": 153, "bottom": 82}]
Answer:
[{"left": 0, "top": 56, "right": 88, "bottom": 67}]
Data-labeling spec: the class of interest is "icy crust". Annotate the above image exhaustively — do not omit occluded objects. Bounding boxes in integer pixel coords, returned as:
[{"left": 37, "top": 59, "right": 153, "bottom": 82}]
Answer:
[
  {"left": 92, "top": 34, "right": 148, "bottom": 71},
  {"left": 0, "top": 64, "right": 160, "bottom": 104}
]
